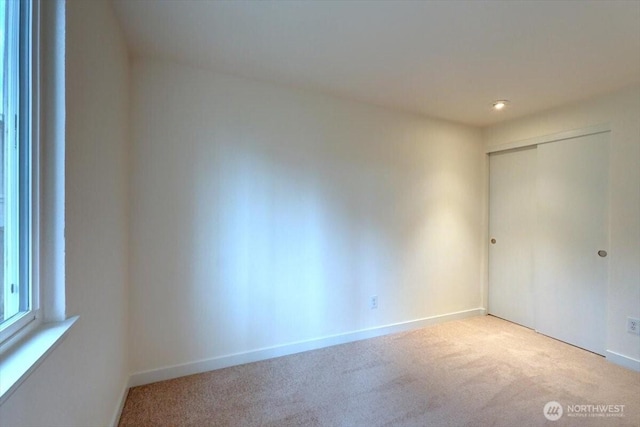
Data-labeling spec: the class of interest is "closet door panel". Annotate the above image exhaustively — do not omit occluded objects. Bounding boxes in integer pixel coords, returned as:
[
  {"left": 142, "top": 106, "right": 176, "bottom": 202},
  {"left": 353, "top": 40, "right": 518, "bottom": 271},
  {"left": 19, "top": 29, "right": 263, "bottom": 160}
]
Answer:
[
  {"left": 488, "top": 147, "right": 537, "bottom": 329},
  {"left": 535, "top": 133, "right": 609, "bottom": 355}
]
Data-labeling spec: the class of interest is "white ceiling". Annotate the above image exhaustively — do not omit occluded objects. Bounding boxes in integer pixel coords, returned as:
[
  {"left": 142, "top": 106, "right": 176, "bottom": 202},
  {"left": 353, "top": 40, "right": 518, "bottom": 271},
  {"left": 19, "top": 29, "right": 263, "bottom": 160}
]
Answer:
[{"left": 112, "top": 0, "right": 640, "bottom": 127}]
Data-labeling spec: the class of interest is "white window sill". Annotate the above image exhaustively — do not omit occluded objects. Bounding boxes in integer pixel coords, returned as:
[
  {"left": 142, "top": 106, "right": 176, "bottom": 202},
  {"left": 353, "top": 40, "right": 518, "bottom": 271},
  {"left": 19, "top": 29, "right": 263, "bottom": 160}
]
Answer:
[{"left": 0, "top": 316, "right": 78, "bottom": 406}]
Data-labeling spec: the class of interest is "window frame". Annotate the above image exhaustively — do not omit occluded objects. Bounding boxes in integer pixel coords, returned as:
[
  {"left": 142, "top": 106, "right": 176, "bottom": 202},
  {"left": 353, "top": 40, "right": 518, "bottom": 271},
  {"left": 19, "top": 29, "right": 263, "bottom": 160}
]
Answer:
[
  {"left": 0, "top": 0, "right": 40, "bottom": 348},
  {"left": 0, "top": 0, "right": 74, "bottom": 406}
]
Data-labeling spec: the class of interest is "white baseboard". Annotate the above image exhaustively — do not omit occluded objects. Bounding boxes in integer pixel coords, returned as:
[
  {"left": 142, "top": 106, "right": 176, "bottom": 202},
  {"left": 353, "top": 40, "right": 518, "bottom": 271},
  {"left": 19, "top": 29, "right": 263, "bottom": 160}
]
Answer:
[
  {"left": 128, "top": 308, "right": 486, "bottom": 388},
  {"left": 606, "top": 350, "right": 640, "bottom": 372},
  {"left": 110, "top": 381, "right": 129, "bottom": 427}
]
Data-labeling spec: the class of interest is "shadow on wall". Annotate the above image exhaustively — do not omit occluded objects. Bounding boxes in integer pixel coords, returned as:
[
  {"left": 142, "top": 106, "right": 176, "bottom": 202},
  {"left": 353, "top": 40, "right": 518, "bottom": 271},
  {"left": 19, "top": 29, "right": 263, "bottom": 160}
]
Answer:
[{"left": 182, "top": 141, "right": 395, "bottom": 350}]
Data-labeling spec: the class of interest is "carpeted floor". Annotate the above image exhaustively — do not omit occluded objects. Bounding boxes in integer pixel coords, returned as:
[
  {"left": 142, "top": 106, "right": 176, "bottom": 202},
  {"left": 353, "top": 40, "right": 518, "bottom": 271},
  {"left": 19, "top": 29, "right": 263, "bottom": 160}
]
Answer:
[{"left": 119, "top": 315, "right": 640, "bottom": 426}]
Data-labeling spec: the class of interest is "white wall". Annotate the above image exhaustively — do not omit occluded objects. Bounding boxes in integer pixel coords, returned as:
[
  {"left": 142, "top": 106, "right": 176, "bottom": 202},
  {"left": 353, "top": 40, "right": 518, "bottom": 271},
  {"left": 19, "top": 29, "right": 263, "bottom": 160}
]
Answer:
[
  {"left": 0, "top": 1, "right": 130, "bottom": 425},
  {"left": 484, "top": 85, "right": 640, "bottom": 365},
  {"left": 129, "top": 59, "right": 485, "bottom": 376}
]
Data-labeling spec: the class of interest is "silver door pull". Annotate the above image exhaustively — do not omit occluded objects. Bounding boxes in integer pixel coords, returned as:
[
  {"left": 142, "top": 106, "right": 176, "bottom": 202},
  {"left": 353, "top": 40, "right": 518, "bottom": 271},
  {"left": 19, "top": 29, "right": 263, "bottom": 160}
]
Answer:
[{"left": 598, "top": 250, "right": 607, "bottom": 257}]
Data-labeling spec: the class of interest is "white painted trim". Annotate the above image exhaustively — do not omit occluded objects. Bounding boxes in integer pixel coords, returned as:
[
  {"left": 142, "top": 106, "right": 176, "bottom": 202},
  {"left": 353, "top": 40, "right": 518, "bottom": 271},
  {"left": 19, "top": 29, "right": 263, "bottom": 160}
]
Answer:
[
  {"left": 39, "top": 0, "right": 66, "bottom": 322},
  {"left": 606, "top": 350, "right": 640, "bottom": 372},
  {"left": 128, "top": 308, "right": 486, "bottom": 387},
  {"left": 486, "top": 123, "right": 611, "bottom": 154},
  {"left": 0, "top": 315, "right": 77, "bottom": 405},
  {"left": 110, "top": 382, "right": 129, "bottom": 427}
]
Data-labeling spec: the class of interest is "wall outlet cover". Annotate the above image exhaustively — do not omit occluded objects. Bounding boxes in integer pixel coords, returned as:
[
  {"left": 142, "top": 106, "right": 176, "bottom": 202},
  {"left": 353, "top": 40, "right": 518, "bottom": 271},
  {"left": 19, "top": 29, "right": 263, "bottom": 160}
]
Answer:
[
  {"left": 627, "top": 317, "right": 640, "bottom": 335},
  {"left": 370, "top": 295, "right": 378, "bottom": 310}
]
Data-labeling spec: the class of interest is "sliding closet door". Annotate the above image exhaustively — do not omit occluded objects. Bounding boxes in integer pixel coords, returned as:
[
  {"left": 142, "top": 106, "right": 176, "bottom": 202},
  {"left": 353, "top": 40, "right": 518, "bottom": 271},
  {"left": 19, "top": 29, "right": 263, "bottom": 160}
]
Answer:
[
  {"left": 488, "top": 147, "right": 536, "bottom": 329},
  {"left": 535, "top": 133, "right": 609, "bottom": 355}
]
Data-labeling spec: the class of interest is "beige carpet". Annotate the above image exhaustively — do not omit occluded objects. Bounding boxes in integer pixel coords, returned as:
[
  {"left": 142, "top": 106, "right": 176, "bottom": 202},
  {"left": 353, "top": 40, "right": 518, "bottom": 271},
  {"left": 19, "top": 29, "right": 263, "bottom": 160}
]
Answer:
[{"left": 119, "top": 315, "right": 640, "bottom": 426}]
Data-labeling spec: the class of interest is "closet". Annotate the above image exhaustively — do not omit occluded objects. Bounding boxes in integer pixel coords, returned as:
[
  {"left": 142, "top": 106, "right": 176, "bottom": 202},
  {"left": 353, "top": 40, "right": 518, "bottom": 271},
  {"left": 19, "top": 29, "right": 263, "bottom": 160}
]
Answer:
[{"left": 488, "top": 130, "right": 610, "bottom": 355}]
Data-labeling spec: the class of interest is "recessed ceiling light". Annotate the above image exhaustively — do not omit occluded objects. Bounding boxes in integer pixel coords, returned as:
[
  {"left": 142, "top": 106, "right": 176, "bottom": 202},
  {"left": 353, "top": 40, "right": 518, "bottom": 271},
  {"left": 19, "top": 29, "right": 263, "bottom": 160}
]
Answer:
[{"left": 493, "top": 100, "right": 509, "bottom": 111}]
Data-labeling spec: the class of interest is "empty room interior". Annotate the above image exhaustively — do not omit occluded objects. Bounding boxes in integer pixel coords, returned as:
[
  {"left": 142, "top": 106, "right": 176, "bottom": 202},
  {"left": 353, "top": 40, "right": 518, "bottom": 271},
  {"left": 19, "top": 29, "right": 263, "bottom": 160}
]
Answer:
[{"left": 0, "top": 0, "right": 639, "bottom": 426}]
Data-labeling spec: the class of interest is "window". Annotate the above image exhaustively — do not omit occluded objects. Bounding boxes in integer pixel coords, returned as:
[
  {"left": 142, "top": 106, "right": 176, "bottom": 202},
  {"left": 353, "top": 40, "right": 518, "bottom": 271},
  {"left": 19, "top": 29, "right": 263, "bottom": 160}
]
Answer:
[
  {"left": 0, "top": 0, "right": 35, "bottom": 344},
  {"left": 0, "top": 0, "right": 74, "bottom": 403}
]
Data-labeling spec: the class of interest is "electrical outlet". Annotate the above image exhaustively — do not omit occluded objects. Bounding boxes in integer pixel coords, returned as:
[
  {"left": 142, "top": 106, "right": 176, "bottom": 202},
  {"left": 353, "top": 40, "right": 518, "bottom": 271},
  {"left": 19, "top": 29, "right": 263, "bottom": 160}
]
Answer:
[
  {"left": 628, "top": 317, "right": 640, "bottom": 335},
  {"left": 370, "top": 295, "right": 378, "bottom": 310}
]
